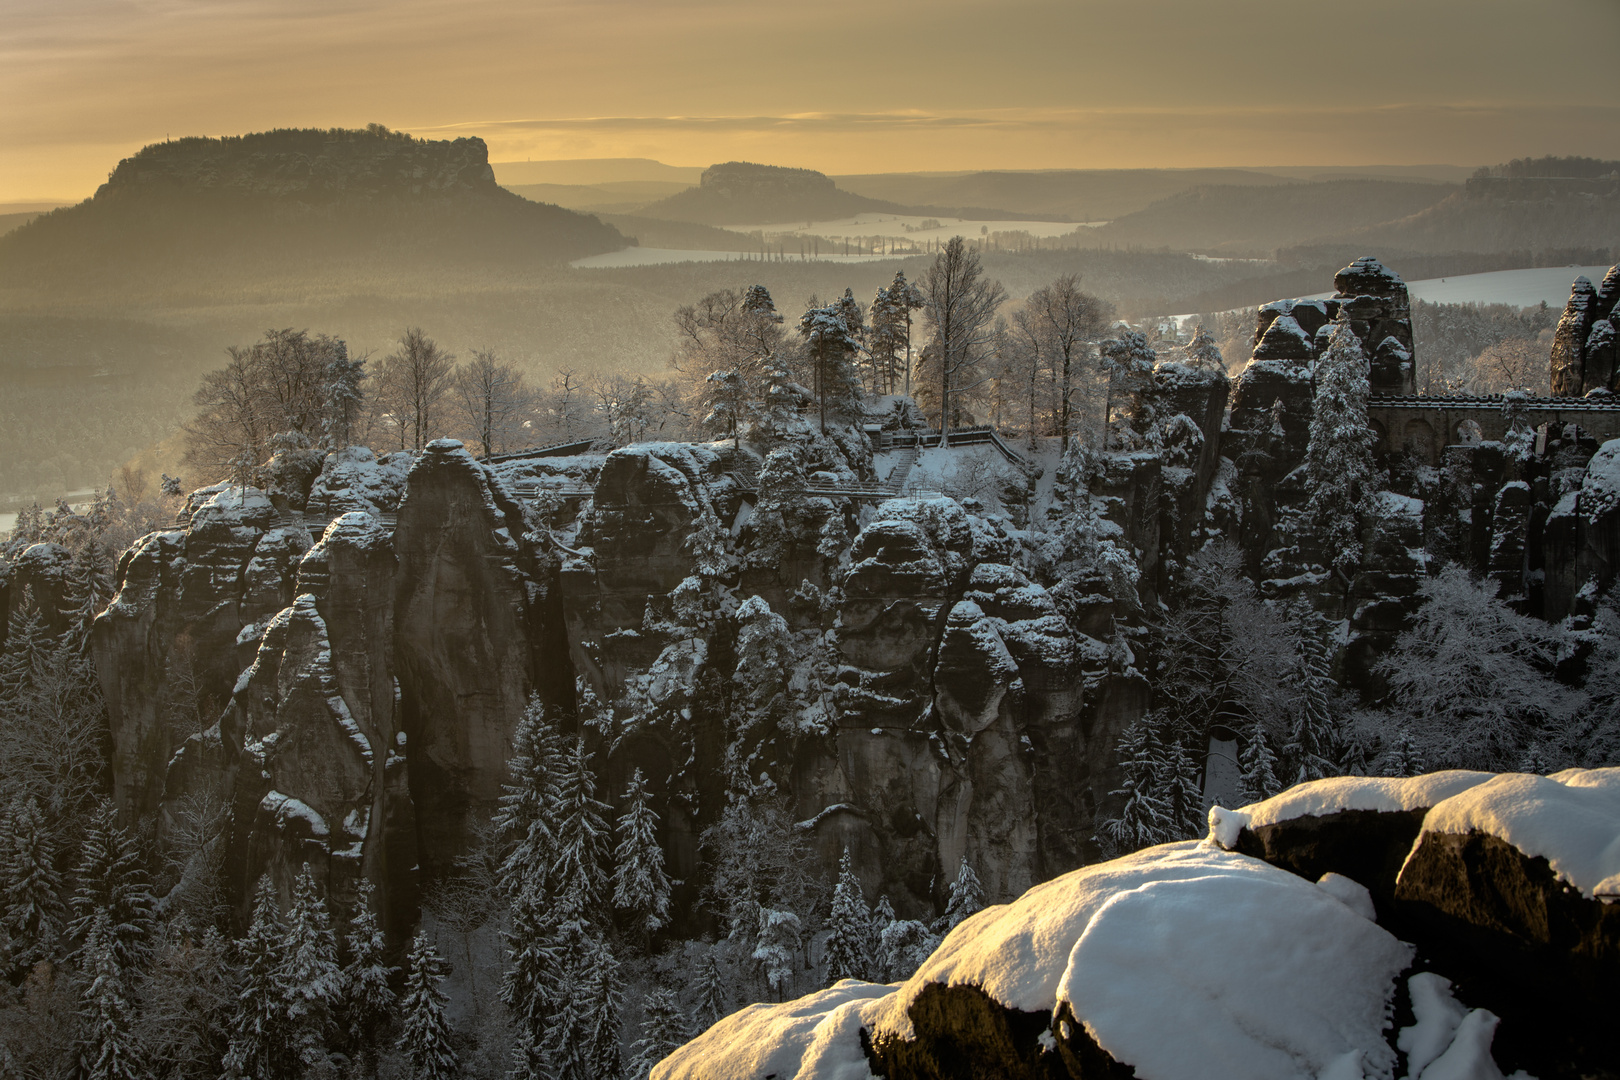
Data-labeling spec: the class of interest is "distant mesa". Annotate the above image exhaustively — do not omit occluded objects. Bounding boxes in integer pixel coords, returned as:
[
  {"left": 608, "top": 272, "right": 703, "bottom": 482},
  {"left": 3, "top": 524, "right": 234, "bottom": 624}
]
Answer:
[
  {"left": 0, "top": 126, "right": 628, "bottom": 284},
  {"left": 634, "top": 160, "right": 907, "bottom": 226}
]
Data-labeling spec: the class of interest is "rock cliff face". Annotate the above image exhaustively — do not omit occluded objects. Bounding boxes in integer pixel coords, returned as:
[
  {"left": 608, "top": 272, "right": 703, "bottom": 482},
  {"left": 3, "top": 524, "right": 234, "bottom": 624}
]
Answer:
[
  {"left": 1551, "top": 264, "right": 1620, "bottom": 396},
  {"left": 78, "top": 257, "right": 1620, "bottom": 942}
]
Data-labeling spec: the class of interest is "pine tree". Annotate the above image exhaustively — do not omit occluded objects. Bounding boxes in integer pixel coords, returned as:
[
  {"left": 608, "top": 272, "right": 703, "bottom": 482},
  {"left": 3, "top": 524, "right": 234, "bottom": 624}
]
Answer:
[
  {"left": 1518, "top": 741, "right": 1549, "bottom": 774},
  {"left": 584, "top": 938, "right": 623, "bottom": 1080},
  {"left": 494, "top": 694, "right": 563, "bottom": 897},
  {"left": 824, "top": 848, "right": 875, "bottom": 984},
  {"left": 279, "top": 863, "right": 344, "bottom": 1074},
  {"left": 61, "top": 539, "right": 116, "bottom": 648},
  {"left": 1238, "top": 720, "right": 1282, "bottom": 804},
  {"left": 0, "top": 596, "right": 49, "bottom": 707},
  {"left": 1160, "top": 736, "right": 1206, "bottom": 841},
  {"left": 692, "top": 947, "right": 727, "bottom": 1031},
  {"left": 223, "top": 877, "right": 287, "bottom": 1080},
  {"left": 1184, "top": 324, "right": 1225, "bottom": 371},
  {"left": 1096, "top": 719, "right": 1173, "bottom": 855},
  {"left": 1383, "top": 724, "right": 1424, "bottom": 778},
  {"left": 401, "top": 932, "right": 457, "bottom": 1080},
  {"left": 798, "top": 303, "right": 862, "bottom": 433},
  {"left": 502, "top": 879, "right": 561, "bottom": 1040},
  {"left": 76, "top": 910, "right": 140, "bottom": 1080},
  {"left": 552, "top": 736, "right": 612, "bottom": 920},
  {"left": 612, "top": 768, "right": 672, "bottom": 938},
  {"left": 69, "top": 802, "right": 155, "bottom": 972},
  {"left": 628, "top": 988, "right": 691, "bottom": 1080},
  {"left": 939, "top": 856, "right": 985, "bottom": 934},
  {"left": 1305, "top": 315, "right": 1376, "bottom": 578},
  {"left": 1, "top": 795, "right": 66, "bottom": 974},
  {"left": 878, "top": 917, "right": 938, "bottom": 983},
  {"left": 752, "top": 908, "right": 801, "bottom": 998},
  {"left": 868, "top": 896, "right": 897, "bottom": 980},
  {"left": 1289, "top": 611, "right": 1341, "bottom": 783},
  {"left": 342, "top": 878, "right": 397, "bottom": 1058}
]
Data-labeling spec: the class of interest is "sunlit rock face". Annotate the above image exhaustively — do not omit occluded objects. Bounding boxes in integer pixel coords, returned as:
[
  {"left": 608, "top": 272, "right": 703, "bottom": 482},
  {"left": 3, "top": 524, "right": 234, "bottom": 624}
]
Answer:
[{"left": 1551, "top": 266, "right": 1620, "bottom": 396}]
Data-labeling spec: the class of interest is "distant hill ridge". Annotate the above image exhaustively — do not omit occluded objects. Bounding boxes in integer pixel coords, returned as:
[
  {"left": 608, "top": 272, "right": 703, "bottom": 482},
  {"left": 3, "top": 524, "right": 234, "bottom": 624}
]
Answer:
[
  {"left": 94, "top": 125, "right": 501, "bottom": 202},
  {"left": 0, "top": 126, "right": 628, "bottom": 285},
  {"left": 635, "top": 160, "right": 900, "bottom": 225}
]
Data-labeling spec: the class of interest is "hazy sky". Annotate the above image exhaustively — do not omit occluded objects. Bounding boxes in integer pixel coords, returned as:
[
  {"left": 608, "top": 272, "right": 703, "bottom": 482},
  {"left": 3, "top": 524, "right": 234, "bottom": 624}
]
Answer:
[{"left": 3, "top": 0, "right": 1618, "bottom": 202}]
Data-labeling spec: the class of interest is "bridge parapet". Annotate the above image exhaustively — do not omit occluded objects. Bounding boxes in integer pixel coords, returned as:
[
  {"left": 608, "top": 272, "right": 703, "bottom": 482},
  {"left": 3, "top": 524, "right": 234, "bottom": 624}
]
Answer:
[{"left": 1367, "top": 394, "right": 1620, "bottom": 463}]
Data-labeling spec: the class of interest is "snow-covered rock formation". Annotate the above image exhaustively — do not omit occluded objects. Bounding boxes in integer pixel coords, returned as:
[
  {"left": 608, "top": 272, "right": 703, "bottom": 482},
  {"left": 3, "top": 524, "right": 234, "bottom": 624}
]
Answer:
[{"left": 658, "top": 768, "right": 1618, "bottom": 1080}]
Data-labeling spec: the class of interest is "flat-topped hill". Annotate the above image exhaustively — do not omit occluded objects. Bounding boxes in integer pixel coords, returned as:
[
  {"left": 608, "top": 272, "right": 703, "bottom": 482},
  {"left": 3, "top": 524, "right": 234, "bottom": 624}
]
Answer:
[
  {"left": 634, "top": 160, "right": 905, "bottom": 225},
  {"left": 0, "top": 126, "right": 627, "bottom": 285}
]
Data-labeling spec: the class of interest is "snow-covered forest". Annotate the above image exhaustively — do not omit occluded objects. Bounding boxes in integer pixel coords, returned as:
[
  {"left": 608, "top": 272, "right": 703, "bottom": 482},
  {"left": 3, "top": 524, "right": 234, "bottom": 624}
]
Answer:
[{"left": 2, "top": 241, "right": 1619, "bottom": 1079}]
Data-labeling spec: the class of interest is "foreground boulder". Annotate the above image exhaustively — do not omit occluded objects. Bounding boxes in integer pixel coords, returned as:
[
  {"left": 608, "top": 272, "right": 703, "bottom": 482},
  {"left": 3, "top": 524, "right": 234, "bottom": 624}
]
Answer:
[{"left": 657, "top": 768, "right": 1619, "bottom": 1080}]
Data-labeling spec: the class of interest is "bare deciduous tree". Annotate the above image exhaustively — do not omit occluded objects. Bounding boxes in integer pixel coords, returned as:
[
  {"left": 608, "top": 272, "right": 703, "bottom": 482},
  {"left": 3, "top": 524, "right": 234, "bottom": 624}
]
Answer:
[
  {"left": 451, "top": 350, "right": 533, "bottom": 458},
  {"left": 918, "top": 237, "right": 1007, "bottom": 442},
  {"left": 375, "top": 327, "right": 455, "bottom": 452}
]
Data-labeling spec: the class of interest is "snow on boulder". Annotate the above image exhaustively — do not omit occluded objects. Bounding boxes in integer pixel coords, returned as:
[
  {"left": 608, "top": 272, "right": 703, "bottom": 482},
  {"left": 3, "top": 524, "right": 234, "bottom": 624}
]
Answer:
[
  {"left": 1577, "top": 438, "right": 1620, "bottom": 522},
  {"left": 1403, "top": 768, "right": 1620, "bottom": 901},
  {"left": 1236, "top": 772, "right": 1496, "bottom": 831},
  {"left": 1058, "top": 864, "right": 1411, "bottom": 1080},
  {"left": 305, "top": 445, "right": 411, "bottom": 518},
  {"left": 653, "top": 980, "right": 894, "bottom": 1080}
]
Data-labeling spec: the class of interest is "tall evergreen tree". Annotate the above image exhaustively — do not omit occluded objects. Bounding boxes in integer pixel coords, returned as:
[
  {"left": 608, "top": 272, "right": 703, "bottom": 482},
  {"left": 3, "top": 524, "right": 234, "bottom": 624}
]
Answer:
[
  {"left": 401, "top": 932, "right": 457, "bottom": 1080},
  {"left": 1, "top": 795, "right": 66, "bottom": 974},
  {"left": 692, "top": 947, "right": 727, "bottom": 1031},
  {"left": 1096, "top": 719, "right": 1173, "bottom": 855},
  {"left": 1382, "top": 724, "right": 1424, "bottom": 778},
  {"left": 552, "top": 737, "right": 612, "bottom": 920},
  {"left": 69, "top": 802, "right": 155, "bottom": 972},
  {"left": 798, "top": 303, "right": 862, "bottom": 434},
  {"left": 584, "top": 938, "right": 623, "bottom": 1080},
  {"left": 223, "top": 877, "right": 287, "bottom": 1080},
  {"left": 1184, "top": 324, "right": 1225, "bottom": 371},
  {"left": 1289, "top": 610, "right": 1341, "bottom": 783},
  {"left": 1160, "top": 736, "right": 1206, "bottom": 841},
  {"left": 279, "top": 864, "right": 344, "bottom": 1075},
  {"left": 612, "top": 769, "right": 672, "bottom": 938},
  {"left": 939, "top": 856, "right": 985, "bottom": 934},
  {"left": 1305, "top": 315, "right": 1376, "bottom": 578},
  {"left": 824, "top": 847, "right": 875, "bottom": 984},
  {"left": 76, "top": 910, "right": 140, "bottom": 1080},
  {"left": 494, "top": 694, "right": 564, "bottom": 898},
  {"left": 628, "top": 988, "right": 691, "bottom": 1080},
  {"left": 1238, "top": 719, "right": 1282, "bottom": 804},
  {"left": 342, "top": 878, "right": 397, "bottom": 1060}
]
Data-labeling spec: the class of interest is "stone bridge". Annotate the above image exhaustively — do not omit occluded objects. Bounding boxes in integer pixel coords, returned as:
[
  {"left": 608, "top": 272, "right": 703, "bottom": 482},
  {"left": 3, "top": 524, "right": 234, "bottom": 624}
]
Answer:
[{"left": 1367, "top": 394, "right": 1620, "bottom": 463}]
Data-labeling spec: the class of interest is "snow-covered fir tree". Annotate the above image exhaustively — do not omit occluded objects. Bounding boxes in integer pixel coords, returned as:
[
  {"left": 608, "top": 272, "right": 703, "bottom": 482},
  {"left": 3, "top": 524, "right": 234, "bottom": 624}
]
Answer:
[
  {"left": 1381, "top": 723, "right": 1424, "bottom": 778},
  {"left": 939, "top": 856, "right": 985, "bottom": 934},
  {"left": 879, "top": 918, "right": 937, "bottom": 983},
  {"left": 584, "top": 938, "right": 624, "bottom": 1080},
  {"left": 1096, "top": 719, "right": 1173, "bottom": 855},
  {"left": 692, "top": 946, "right": 727, "bottom": 1031},
  {"left": 342, "top": 878, "right": 397, "bottom": 1059},
  {"left": 401, "top": 932, "right": 457, "bottom": 1080},
  {"left": 68, "top": 802, "right": 155, "bottom": 972},
  {"left": 494, "top": 693, "right": 563, "bottom": 897},
  {"left": 1160, "top": 735, "right": 1206, "bottom": 841},
  {"left": 223, "top": 877, "right": 287, "bottom": 1080},
  {"left": 628, "top": 987, "right": 691, "bottom": 1080},
  {"left": 1184, "top": 324, "right": 1224, "bottom": 371},
  {"left": 1239, "top": 719, "right": 1282, "bottom": 803},
  {"left": 552, "top": 735, "right": 612, "bottom": 919},
  {"left": 75, "top": 910, "right": 139, "bottom": 1080},
  {"left": 798, "top": 302, "right": 861, "bottom": 433},
  {"left": 1288, "top": 610, "right": 1342, "bottom": 783},
  {"left": 1099, "top": 330, "right": 1158, "bottom": 449},
  {"left": 1, "top": 795, "right": 65, "bottom": 975},
  {"left": 1305, "top": 315, "right": 1376, "bottom": 578},
  {"left": 279, "top": 863, "right": 344, "bottom": 1075},
  {"left": 753, "top": 908, "right": 801, "bottom": 999},
  {"left": 612, "top": 768, "right": 672, "bottom": 938},
  {"left": 823, "top": 847, "right": 875, "bottom": 984}
]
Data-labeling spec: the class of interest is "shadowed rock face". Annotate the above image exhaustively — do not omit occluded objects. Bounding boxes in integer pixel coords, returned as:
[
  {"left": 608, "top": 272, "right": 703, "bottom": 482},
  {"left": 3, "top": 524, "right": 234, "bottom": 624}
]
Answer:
[
  {"left": 392, "top": 440, "right": 568, "bottom": 883},
  {"left": 1551, "top": 266, "right": 1620, "bottom": 397}
]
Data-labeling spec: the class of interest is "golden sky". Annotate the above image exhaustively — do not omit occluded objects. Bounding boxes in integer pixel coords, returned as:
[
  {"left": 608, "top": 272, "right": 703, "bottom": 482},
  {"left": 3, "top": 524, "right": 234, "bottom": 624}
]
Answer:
[{"left": 3, "top": 0, "right": 1618, "bottom": 203}]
